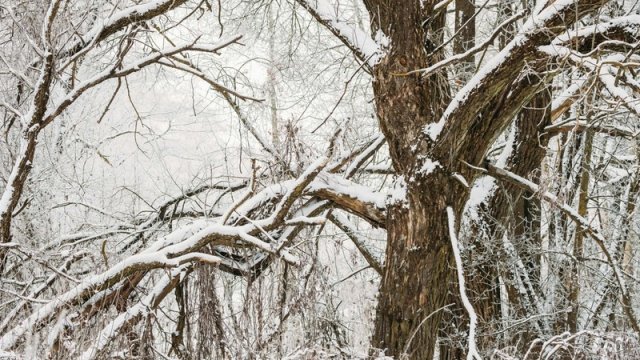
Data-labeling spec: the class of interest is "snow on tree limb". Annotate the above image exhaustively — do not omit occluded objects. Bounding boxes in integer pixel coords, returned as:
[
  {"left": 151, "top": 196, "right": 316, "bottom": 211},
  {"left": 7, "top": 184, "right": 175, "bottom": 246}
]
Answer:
[
  {"left": 0, "top": 133, "right": 389, "bottom": 350},
  {"left": 294, "top": 0, "right": 385, "bottom": 69},
  {"left": 446, "top": 207, "right": 481, "bottom": 360},
  {"left": 428, "top": 0, "right": 610, "bottom": 155},
  {"left": 0, "top": 251, "right": 90, "bottom": 335},
  {"left": 540, "top": 45, "right": 640, "bottom": 116},
  {"left": 0, "top": 0, "right": 239, "bottom": 276},
  {"left": 58, "top": 0, "right": 191, "bottom": 64},
  {"left": 330, "top": 211, "right": 383, "bottom": 274},
  {"left": 553, "top": 14, "right": 640, "bottom": 52},
  {"left": 78, "top": 266, "right": 189, "bottom": 360},
  {"left": 43, "top": 36, "right": 243, "bottom": 128},
  {"left": 308, "top": 173, "right": 387, "bottom": 228},
  {"left": 411, "top": 10, "right": 526, "bottom": 77}
]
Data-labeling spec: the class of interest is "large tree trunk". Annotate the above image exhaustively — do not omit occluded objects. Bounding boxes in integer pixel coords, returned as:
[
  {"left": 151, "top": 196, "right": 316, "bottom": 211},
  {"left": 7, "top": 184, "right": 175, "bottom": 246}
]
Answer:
[
  {"left": 364, "top": 2, "right": 460, "bottom": 358},
  {"left": 374, "top": 178, "right": 468, "bottom": 358}
]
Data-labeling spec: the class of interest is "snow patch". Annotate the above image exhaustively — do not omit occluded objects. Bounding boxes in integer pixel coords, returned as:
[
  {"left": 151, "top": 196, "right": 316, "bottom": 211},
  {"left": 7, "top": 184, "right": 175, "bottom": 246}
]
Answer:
[
  {"left": 387, "top": 176, "right": 407, "bottom": 207},
  {"left": 419, "top": 158, "right": 441, "bottom": 175},
  {"left": 311, "top": 0, "right": 384, "bottom": 65},
  {"left": 424, "top": 121, "right": 445, "bottom": 141},
  {"left": 374, "top": 29, "right": 391, "bottom": 49},
  {"left": 465, "top": 176, "right": 496, "bottom": 221},
  {"left": 452, "top": 173, "right": 469, "bottom": 188}
]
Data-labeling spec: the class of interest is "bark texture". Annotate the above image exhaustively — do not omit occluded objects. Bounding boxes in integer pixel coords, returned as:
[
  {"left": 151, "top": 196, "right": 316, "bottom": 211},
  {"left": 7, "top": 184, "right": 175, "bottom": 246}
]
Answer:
[
  {"left": 360, "top": 0, "right": 605, "bottom": 356},
  {"left": 363, "top": 2, "right": 459, "bottom": 358}
]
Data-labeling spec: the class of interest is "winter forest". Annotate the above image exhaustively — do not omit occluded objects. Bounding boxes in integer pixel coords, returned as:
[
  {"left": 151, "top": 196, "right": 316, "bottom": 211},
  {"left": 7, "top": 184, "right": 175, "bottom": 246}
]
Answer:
[{"left": 3, "top": 0, "right": 640, "bottom": 359}]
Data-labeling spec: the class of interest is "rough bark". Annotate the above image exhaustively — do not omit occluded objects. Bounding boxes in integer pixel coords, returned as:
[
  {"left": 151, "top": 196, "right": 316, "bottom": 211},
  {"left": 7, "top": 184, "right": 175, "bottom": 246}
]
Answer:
[
  {"left": 361, "top": 0, "right": 606, "bottom": 356},
  {"left": 361, "top": 2, "right": 457, "bottom": 358}
]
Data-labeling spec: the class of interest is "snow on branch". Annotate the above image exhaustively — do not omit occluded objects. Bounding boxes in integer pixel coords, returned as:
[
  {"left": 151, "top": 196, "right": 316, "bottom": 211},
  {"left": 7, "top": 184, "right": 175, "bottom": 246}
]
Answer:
[
  {"left": 43, "top": 35, "right": 243, "bottom": 127},
  {"left": 426, "top": 0, "right": 610, "bottom": 148},
  {"left": 294, "top": 0, "right": 385, "bottom": 69},
  {"left": 446, "top": 207, "right": 481, "bottom": 360},
  {"left": 545, "top": 120, "right": 637, "bottom": 138},
  {"left": 341, "top": 135, "right": 386, "bottom": 177},
  {"left": 308, "top": 173, "right": 387, "bottom": 228},
  {"left": 58, "top": 0, "right": 190, "bottom": 64},
  {"left": 0, "top": 137, "right": 387, "bottom": 349},
  {"left": 474, "top": 162, "right": 640, "bottom": 335},
  {"left": 78, "top": 266, "right": 189, "bottom": 360},
  {"left": 224, "top": 172, "right": 386, "bottom": 229},
  {"left": 540, "top": 45, "right": 640, "bottom": 117},
  {"left": 0, "top": 33, "right": 242, "bottom": 251},
  {"left": 553, "top": 15, "right": 640, "bottom": 51},
  {"left": 410, "top": 10, "right": 526, "bottom": 77},
  {"left": 550, "top": 77, "right": 589, "bottom": 121},
  {"left": 0, "top": 215, "right": 275, "bottom": 350},
  {"left": 0, "top": 251, "right": 90, "bottom": 335}
]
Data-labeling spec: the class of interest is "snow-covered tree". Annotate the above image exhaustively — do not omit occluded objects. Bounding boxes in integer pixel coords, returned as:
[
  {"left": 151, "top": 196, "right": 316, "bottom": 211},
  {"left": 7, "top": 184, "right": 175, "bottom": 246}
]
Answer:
[{"left": 2, "top": 0, "right": 640, "bottom": 358}]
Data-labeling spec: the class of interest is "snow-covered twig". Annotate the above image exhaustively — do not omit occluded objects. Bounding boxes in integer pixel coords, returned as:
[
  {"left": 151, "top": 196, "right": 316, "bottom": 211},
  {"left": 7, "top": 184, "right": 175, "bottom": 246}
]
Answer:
[
  {"left": 479, "top": 163, "right": 640, "bottom": 335},
  {"left": 447, "top": 207, "right": 482, "bottom": 360},
  {"left": 329, "top": 211, "right": 383, "bottom": 274},
  {"left": 294, "top": 0, "right": 384, "bottom": 69}
]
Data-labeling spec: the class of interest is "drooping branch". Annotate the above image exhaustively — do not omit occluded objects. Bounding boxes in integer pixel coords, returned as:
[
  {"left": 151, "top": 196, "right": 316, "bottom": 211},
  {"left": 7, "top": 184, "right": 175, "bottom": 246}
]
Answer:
[
  {"left": 294, "top": 0, "right": 383, "bottom": 71},
  {"left": 329, "top": 212, "right": 383, "bottom": 274},
  {"left": 446, "top": 207, "right": 481, "bottom": 360},
  {"left": 307, "top": 173, "right": 386, "bottom": 228},
  {"left": 42, "top": 36, "right": 243, "bottom": 128},
  {"left": 0, "top": 136, "right": 348, "bottom": 349},
  {"left": 77, "top": 265, "right": 191, "bottom": 360}
]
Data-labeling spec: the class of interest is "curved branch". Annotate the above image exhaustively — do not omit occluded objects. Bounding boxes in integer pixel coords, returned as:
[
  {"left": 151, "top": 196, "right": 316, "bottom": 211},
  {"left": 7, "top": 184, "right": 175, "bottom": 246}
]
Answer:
[{"left": 308, "top": 173, "right": 387, "bottom": 228}]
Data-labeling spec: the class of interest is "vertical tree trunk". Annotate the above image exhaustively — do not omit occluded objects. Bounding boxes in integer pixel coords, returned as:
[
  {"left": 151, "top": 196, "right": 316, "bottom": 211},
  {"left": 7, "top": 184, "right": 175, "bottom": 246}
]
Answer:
[
  {"left": 469, "top": 85, "right": 551, "bottom": 352},
  {"left": 267, "top": 4, "right": 280, "bottom": 151},
  {"left": 363, "top": 2, "right": 459, "bottom": 358},
  {"left": 454, "top": 0, "right": 475, "bottom": 79},
  {"left": 566, "top": 127, "right": 593, "bottom": 332},
  {"left": 374, "top": 177, "right": 469, "bottom": 359},
  {"left": 363, "top": 0, "right": 599, "bottom": 355}
]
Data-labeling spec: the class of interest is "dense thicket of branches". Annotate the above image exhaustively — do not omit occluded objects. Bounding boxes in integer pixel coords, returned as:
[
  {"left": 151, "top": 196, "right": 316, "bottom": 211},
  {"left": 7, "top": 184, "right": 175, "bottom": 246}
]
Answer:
[{"left": 1, "top": 0, "right": 640, "bottom": 359}]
